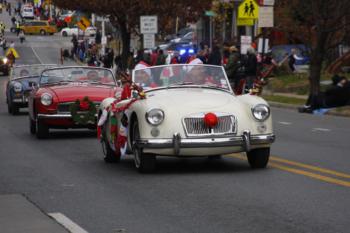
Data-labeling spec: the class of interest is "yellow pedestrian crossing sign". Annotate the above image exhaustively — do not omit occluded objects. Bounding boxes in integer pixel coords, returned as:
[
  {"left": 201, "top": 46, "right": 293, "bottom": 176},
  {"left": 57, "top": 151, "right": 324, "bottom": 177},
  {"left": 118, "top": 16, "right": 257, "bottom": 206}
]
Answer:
[
  {"left": 5, "top": 48, "right": 19, "bottom": 59},
  {"left": 77, "top": 16, "right": 91, "bottom": 31},
  {"left": 238, "top": 0, "right": 259, "bottom": 19}
]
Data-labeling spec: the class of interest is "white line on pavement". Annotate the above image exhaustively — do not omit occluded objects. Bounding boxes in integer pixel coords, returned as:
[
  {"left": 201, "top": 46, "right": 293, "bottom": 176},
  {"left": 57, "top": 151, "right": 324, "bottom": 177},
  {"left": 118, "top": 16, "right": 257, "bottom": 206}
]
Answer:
[
  {"left": 312, "top": 128, "right": 331, "bottom": 132},
  {"left": 30, "top": 46, "right": 43, "bottom": 64},
  {"left": 278, "top": 121, "right": 292, "bottom": 125},
  {"left": 49, "top": 212, "right": 89, "bottom": 233}
]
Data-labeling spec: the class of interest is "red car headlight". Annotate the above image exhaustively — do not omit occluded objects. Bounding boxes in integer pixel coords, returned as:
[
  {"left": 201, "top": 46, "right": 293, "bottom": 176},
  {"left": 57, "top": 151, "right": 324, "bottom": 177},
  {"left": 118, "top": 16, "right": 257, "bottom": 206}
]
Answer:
[{"left": 41, "top": 93, "right": 53, "bottom": 106}]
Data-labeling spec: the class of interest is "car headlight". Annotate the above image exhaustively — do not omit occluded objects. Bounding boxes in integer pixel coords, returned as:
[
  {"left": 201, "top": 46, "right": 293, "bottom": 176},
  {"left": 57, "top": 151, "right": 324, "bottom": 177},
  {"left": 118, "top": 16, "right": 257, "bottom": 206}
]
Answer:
[
  {"left": 41, "top": 93, "right": 52, "bottom": 106},
  {"left": 3, "top": 57, "right": 8, "bottom": 64},
  {"left": 146, "top": 109, "right": 164, "bottom": 126},
  {"left": 252, "top": 104, "right": 270, "bottom": 121},
  {"left": 13, "top": 82, "right": 23, "bottom": 92}
]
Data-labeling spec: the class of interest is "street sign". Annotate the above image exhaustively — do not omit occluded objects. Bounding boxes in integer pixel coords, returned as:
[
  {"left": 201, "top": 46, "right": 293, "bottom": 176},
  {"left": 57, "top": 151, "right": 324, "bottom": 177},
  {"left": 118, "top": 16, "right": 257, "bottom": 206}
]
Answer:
[
  {"left": 140, "top": 16, "right": 158, "bottom": 34},
  {"left": 237, "top": 18, "right": 255, "bottom": 26},
  {"left": 96, "top": 16, "right": 110, "bottom": 22},
  {"left": 240, "top": 35, "right": 252, "bottom": 55},
  {"left": 143, "top": 34, "right": 155, "bottom": 49},
  {"left": 77, "top": 16, "right": 91, "bottom": 31},
  {"left": 258, "top": 6, "right": 274, "bottom": 27},
  {"left": 259, "top": 0, "right": 275, "bottom": 6},
  {"left": 6, "top": 48, "right": 19, "bottom": 58},
  {"left": 238, "top": 0, "right": 259, "bottom": 19},
  {"left": 205, "top": 10, "right": 216, "bottom": 17}
]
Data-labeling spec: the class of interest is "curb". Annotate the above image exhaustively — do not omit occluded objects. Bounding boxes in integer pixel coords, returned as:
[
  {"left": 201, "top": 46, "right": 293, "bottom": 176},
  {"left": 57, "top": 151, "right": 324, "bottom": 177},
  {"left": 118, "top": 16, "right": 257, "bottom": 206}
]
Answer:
[{"left": 268, "top": 101, "right": 350, "bottom": 118}]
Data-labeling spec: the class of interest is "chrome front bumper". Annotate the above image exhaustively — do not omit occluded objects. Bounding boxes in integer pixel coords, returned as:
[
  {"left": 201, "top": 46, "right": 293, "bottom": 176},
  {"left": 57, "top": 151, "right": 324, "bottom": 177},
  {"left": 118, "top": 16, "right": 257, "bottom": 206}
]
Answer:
[
  {"left": 37, "top": 113, "right": 98, "bottom": 119},
  {"left": 136, "top": 131, "right": 275, "bottom": 155}
]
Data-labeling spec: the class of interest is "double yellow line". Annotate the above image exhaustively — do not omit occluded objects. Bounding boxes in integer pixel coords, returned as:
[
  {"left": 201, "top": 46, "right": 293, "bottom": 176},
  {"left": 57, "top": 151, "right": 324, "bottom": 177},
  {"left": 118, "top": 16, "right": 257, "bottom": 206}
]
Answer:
[{"left": 230, "top": 154, "right": 350, "bottom": 188}]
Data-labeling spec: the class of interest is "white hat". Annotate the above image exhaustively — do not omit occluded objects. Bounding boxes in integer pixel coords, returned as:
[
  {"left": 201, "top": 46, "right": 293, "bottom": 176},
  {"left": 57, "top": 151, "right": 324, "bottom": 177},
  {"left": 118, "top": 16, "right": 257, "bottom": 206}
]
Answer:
[
  {"left": 134, "top": 61, "right": 151, "bottom": 77},
  {"left": 186, "top": 58, "right": 203, "bottom": 72}
]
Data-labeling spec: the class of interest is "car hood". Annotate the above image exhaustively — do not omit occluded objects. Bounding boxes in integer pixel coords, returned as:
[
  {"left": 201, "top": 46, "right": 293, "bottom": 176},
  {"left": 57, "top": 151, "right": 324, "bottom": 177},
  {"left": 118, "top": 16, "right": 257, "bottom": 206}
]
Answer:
[
  {"left": 47, "top": 83, "right": 115, "bottom": 102},
  {"left": 145, "top": 87, "right": 238, "bottom": 110}
]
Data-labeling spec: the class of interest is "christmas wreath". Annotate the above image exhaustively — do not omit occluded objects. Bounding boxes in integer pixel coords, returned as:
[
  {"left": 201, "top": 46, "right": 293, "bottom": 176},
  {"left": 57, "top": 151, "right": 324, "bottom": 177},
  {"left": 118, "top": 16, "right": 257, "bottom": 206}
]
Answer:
[{"left": 69, "top": 96, "right": 97, "bottom": 125}]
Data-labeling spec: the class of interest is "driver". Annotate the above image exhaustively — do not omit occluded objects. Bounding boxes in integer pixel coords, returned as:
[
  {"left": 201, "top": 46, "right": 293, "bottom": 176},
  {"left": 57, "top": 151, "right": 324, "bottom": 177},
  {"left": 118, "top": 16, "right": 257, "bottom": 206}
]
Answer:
[
  {"left": 19, "top": 69, "right": 30, "bottom": 77},
  {"left": 185, "top": 58, "right": 217, "bottom": 85},
  {"left": 86, "top": 70, "right": 100, "bottom": 82}
]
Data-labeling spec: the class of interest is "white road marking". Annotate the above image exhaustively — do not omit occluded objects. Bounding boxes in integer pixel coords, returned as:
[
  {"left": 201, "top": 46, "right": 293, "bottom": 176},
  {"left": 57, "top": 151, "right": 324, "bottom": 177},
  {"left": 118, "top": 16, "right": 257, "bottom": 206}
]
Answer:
[
  {"left": 278, "top": 121, "right": 292, "bottom": 125},
  {"left": 30, "top": 46, "right": 43, "bottom": 64},
  {"left": 312, "top": 128, "right": 331, "bottom": 132},
  {"left": 49, "top": 212, "right": 89, "bottom": 233}
]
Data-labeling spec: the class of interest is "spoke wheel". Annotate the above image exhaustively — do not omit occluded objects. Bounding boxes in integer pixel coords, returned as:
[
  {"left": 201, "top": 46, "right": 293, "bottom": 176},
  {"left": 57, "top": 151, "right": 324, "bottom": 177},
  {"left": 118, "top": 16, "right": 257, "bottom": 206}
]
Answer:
[
  {"left": 132, "top": 120, "right": 156, "bottom": 173},
  {"left": 247, "top": 148, "right": 270, "bottom": 169}
]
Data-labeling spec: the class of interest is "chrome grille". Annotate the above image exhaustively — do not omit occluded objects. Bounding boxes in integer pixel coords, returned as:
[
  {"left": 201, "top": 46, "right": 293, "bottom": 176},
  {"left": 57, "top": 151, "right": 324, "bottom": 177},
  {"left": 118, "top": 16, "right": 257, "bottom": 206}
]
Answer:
[
  {"left": 57, "top": 102, "right": 100, "bottom": 113},
  {"left": 183, "top": 114, "right": 236, "bottom": 137}
]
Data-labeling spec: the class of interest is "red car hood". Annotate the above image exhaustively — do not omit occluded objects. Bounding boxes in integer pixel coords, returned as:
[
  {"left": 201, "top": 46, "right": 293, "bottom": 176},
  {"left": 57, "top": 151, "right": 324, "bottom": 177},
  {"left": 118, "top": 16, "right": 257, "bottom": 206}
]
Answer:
[{"left": 48, "top": 84, "right": 115, "bottom": 102}]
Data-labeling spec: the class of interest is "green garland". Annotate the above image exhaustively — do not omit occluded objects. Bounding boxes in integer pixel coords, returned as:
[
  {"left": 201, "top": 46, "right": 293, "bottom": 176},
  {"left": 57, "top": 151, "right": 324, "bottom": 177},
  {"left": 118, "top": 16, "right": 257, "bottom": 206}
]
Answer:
[{"left": 69, "top": 96, "right": 97, "bottom": 125}]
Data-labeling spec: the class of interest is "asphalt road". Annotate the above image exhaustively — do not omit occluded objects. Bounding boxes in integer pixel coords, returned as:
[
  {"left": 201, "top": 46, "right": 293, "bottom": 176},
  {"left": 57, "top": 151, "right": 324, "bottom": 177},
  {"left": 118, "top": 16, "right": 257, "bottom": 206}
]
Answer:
[{"left": 1, "top": 17, "right": 350, "bottom": 233}]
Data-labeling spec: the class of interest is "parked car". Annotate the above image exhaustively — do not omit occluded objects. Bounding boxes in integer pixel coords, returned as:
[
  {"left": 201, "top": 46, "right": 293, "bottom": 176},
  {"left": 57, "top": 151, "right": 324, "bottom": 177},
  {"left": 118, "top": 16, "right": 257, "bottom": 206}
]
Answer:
[
  {"left": 170, "top": 31, "right": 194, "bottom": 44},
  {"left": 6, "top": 64, "right": 57, "bottom": 115},
  {"left": 0, "top": 56, "right": 10, "bottom": 76},
  {"left": 164, "top": 27, "right": 193, "bottom": 42},
  {"left": 98, "top": 64, "right": 275, "bottom": 172},
  {"left": 61, "top": 26, "right": 96, "bottom": 37},
  {"left": 28, "top": 66, "right": 120, "bottom": 139},
  {"left": 271, "top": 44, "right": 310, "bottom": 65},
  {"left": 20, "top": 20, "right": 57, "bottom": 35},
  {"left": 21, "top": 4, "right": 34, "bottom": 19}
]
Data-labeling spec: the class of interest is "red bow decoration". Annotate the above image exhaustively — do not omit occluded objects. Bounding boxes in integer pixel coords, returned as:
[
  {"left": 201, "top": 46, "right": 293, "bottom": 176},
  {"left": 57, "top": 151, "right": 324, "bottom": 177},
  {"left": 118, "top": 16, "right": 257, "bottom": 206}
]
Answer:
[{"left": 79, "top": 101, "right": 90, "bottom": 111}]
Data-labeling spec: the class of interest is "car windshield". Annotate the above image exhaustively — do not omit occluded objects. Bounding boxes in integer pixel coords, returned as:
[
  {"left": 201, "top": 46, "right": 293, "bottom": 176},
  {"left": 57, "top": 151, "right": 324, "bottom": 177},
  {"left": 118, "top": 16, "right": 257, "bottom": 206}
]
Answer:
[
  {"left": 13, "top": 65, "right": 58, "bottom": 78},
  {"left": 133, "top": 64, "right": 231, "bottom": 92},
  {"left": 40, "top": 67, "right": 116, "bottom": 85}
]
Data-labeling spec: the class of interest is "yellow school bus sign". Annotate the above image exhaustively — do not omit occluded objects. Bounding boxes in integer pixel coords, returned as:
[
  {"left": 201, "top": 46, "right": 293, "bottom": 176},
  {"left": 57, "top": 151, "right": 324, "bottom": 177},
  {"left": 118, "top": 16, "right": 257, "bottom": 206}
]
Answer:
[
  {"left": 77, "top": 16, "right": 91, "bottom": 31},
  {"left": 238, "top": 0, "right": 259, "bottom": 19}
]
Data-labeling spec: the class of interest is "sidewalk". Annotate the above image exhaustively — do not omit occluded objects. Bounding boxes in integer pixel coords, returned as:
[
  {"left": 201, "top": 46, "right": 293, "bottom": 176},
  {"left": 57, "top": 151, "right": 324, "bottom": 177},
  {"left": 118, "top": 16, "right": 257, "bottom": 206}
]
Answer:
[{"left": 0, "top": 194, "right": 69, "bottom": 233}]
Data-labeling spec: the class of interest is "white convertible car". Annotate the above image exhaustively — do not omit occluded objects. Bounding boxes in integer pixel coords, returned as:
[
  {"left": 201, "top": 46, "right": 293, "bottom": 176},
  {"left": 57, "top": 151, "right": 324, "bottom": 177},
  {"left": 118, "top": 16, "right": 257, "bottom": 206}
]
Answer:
[{"left": 98, "top": 64, "right": 275, "bottom": 172}]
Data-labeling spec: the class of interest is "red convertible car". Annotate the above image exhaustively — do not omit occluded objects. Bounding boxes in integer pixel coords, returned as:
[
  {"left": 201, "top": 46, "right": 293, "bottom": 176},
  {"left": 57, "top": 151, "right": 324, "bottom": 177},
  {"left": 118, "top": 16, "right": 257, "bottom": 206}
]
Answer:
[{"left": 28, "top": 66, "right": 119, "bottom": 139}]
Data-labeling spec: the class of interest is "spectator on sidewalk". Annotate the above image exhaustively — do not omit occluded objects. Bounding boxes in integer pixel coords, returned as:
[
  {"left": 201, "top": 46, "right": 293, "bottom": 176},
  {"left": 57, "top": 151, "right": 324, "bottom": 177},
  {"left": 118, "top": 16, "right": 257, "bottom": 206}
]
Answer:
[
  {"left": 207, "top": 45, "right": 222, "bottom": 66},
  {"left": 299, "top": 75, "right": 350, "bottom": 113},
  {"left": 244, "top": 47, "right": 258, "bottom": 91}
]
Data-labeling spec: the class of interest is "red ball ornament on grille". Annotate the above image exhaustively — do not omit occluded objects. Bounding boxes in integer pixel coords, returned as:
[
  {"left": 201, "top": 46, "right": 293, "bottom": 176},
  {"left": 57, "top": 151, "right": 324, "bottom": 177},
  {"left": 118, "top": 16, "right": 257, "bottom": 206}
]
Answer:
[{"left": 204, "top": 112, "right": 218, "bottom": 128}]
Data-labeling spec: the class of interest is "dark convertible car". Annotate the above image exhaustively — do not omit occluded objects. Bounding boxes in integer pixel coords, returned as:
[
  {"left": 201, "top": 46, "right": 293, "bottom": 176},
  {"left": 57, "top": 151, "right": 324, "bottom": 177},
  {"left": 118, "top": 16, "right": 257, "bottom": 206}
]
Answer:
[{"left": 6, "top": 64, "right": 57, "bottom": 115}]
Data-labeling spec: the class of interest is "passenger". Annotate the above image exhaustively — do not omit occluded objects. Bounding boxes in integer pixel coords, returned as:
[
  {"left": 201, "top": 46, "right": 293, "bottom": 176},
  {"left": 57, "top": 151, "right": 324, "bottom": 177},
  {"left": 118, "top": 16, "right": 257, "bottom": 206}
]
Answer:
[{"left": 134, "top": 62, "right": 157, "bottom": 89}]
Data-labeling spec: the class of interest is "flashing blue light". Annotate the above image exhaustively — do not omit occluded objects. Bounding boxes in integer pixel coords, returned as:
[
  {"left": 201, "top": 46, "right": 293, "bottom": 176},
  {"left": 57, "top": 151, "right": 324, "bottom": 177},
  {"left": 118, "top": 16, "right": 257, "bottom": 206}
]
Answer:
[
  {"left": 179, "top": 49, "right": 186, "bottom": 55},
  {"left": 188, "top": 49, "right": 194, "bottom": 54}
]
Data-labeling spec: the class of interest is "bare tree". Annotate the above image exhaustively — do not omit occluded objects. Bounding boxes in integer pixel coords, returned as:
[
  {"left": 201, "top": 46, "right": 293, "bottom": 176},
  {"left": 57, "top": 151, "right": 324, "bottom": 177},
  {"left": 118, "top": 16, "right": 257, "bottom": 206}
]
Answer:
[
  {"left": 53, "top": 0, "right": 211, "bottom": 69},
  {"left": 276, "top": 0, "right": 350, "bottom": 106}
]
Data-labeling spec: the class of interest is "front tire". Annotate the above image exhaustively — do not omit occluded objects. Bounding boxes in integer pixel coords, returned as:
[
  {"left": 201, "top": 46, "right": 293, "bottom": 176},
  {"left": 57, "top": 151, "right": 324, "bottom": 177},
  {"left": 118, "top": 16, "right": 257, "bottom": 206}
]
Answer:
[
  {"left": 247, "top": 148, "right": 270, "bottom": 169},
  {"left": 132, "top": 120, "right": 156, "bottom": 173},
  {"left": 8, "top": 102, "right": 19, "bottom": 115},
  {"left": 29, "top": 117, "right": 36, "bottom": 135},
  {"left": 36, "top": 119, "right": 49, "bottom": 139},
  {"left": 62, "top": 31, "right": 68, "bottom": 37}
]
